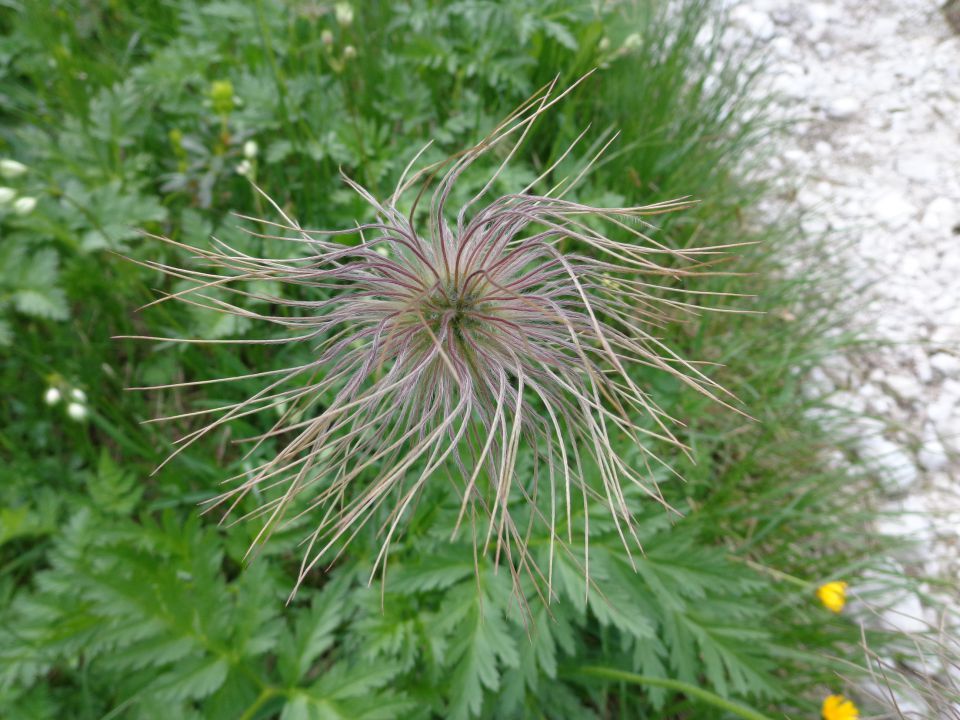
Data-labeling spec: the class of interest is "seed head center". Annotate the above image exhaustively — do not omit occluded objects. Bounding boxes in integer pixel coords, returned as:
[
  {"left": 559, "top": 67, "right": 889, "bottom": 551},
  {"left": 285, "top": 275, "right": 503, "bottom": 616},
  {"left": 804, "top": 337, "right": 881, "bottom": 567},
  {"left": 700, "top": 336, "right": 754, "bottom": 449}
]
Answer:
[{"left": 425, "top": 283, "right": 483, "bottom": 335}]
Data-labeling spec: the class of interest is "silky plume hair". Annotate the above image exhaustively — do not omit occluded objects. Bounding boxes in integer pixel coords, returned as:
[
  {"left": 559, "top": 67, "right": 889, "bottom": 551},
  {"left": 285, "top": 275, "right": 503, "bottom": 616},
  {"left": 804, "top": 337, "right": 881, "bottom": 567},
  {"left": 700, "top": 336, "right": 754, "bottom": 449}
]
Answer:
[{"left": 127, "top": 78, "right": 743, "bottom": 602}]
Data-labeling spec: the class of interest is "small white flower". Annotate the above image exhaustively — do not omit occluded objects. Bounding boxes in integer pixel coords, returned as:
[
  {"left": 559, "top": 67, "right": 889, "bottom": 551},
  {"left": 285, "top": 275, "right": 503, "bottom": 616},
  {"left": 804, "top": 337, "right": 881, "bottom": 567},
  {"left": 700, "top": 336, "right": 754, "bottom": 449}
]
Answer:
[
  {"left": 0, "top": 159, "right": 27, "bottom": 179},
  {"left": 243, "top": 140, "right": 259, "bottom": 159},
  {"left": 321, "top": 29, "right": 334, "bottom": 46},
  {"left": 343, "top": 45, "right": 357, "bottom": 60},
  {"left": 598, "top": 37, "right": 611, "bottom": 52},
  {"left": 13, "top": 196, "right": 37, "bottom": 215},
  {"left": 0, "top": 187, "right": 15, "bottom": 205},
  {"left": 334, "top": 2, "right": 354, "bottom": 26},
  {"left": 44, "top": 387, "right": 62, "bottom": 406},
  {"left": 236, "top": 160, "right": 253, "bottom": 177},
  {"left": 71, "top": 388, "right": 87, "bottom": 403},
  {"left": 67, "top": 402, "right": 88, "bottom": 421},
  {"left": 622, "top": 33, "right": 642, "bottom": 52}
]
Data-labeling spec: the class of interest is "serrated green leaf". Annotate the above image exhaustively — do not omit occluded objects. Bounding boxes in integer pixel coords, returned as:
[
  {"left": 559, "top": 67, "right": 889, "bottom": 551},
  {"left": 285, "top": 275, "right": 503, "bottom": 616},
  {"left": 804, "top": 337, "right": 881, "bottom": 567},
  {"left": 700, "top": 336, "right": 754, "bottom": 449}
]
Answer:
[
  {"left": 283, "top": 661, "right": 411, "bottom": 720},
  {"left": 87, "top": 449, "right": 143, "bottom": 516},
  {"left": 633, "top": 636, "right": 669, "bottom": 709},
  {"left": 442, "top": 578, "right": 519, "bottom": 720},
  {"left": 104, "top": 634, "right": 197, "bottom": 673},
  {"left": 682, "top": 615, "right": 779, "bottom": 698},
  {"left": 266, "top": 140, "right": 294, "bottom": 164},
  {"left": 388, "top": 551, "right": 474, "bottom": 593},
  {"left": 20, "top": 249, "right": 60, "bottom": 287},
  {"left": 152, "top": 655, "right": 229, "bottom": 702},
  {"left": 280, "top": 695, "right": 319, "bottom": 720},
  {"left": 278, "top": 575, "right": 350, "bottom": 685},
  {"left": 312, "top": 660, "right": 402, "bottom": 701},
  {"left": 12, "top": 288, "right": 68, "bottom": 320},
  {"left": 541, "top": 19, "right": 578, "bottom": 50}
]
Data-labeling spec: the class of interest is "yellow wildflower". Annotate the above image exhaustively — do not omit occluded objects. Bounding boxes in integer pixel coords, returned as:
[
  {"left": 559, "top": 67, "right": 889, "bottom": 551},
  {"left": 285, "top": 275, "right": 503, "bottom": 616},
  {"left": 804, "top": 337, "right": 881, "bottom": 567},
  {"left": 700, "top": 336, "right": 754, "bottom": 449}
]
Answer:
[
  {"left": 816, "top": 581, "right": 847, "bottom": 613},
  {"left": 822, "top": 693, "right": 859, "bottom": 720}
]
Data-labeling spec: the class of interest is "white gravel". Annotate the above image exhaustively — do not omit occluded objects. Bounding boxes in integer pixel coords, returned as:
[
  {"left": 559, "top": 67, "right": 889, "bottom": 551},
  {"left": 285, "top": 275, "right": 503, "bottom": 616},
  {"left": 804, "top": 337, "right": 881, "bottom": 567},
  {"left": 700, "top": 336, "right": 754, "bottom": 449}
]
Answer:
[{"left": 725, "top": 0, "right": 960, "bottom": 712}]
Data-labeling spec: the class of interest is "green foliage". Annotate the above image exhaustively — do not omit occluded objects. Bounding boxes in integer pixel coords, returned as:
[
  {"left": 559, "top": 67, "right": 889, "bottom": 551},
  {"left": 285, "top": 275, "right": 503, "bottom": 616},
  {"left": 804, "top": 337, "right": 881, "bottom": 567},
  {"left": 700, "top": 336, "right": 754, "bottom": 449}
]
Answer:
[
  {"left": 0, "top": 246, "right": 69, "bottom": 334},
  {"left": 0, "top": 492, "right": 790, "bottom": 718},
  {"left": 0, "top": 0, "right": 941, "bottom": 717}
]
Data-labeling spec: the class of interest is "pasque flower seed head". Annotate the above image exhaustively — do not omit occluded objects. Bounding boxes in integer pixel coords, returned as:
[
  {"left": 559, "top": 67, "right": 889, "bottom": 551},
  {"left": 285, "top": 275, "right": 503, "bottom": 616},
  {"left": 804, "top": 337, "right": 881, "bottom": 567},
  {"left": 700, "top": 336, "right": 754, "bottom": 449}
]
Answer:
[{"left": 128, "top": 78, "right": 741, "bottom": 599}]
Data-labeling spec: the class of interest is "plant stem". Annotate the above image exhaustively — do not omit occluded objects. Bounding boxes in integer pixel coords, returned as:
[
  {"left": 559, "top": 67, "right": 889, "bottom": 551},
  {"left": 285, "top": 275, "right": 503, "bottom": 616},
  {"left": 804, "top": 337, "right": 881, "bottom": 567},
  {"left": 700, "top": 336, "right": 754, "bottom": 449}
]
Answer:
[
  {"left": 253, "top": 0, "right": 292, "bottom": 133},
  {"left": 575, "top": 666, "right": 776, "bottom": 720},
  {"left": 739, "top": 557, "right": 810, "bottom": 590},
  {"left": 239, "top": 687, "right": 280, "bottom": 720}
]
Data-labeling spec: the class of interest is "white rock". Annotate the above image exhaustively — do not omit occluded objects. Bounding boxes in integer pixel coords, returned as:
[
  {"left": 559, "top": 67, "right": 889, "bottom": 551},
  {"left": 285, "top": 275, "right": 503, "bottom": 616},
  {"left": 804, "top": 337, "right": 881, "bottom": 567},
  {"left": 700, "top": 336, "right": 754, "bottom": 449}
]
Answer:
[
  {"left": 801, "top": 215, "right": 829, "bottom": 235},
  {"left": 930, "top": 353, "right": 960, "bottom": 378},
  {"left": 797, "top": 186, "right": 823, "bottom": 209},
  {"left": 917, "top": 433, "right": 949, "bottom": 472},
  {"left": 913, "top": 351, "right": 933, "bottom": 384},
  {"left": 872, "top": 191, "right": 916, "bottom": 227},
  {"left": 881, "top": 591, "right": 929, "bottom": 636},
  {"left": 772, "top": 72, "right": 806, "bottom": 101},
  {"left": 896, "top": 154, "right": 939, "bottom": 183},
  {"left": 771, "top": 8, "right": 794, "bottom": 26},
  {"left": 805, "top": 22, "right": 827, "bottom": 44},
  {"left": 932, "top": 322, "right": 960, "bottom": 346},
  {"left": 883, "top": 373, "right": 922, "bottom": 404},
  {"left": 770, "top": 36, "right": 793, "bottom": 56},
  {"left": 814, "top": 141, "right": 832, "bottom": 156},
  {"left": 866, "top": 391, "right": 897, "bottom": 416},
  {"left": 804, "top": 3, "right": 838, "bottom": 25},
  {"left": 898, "top": 253, "right": 923, "bottom": 278},
  {"left": 730, "top": 6, "right": 775, "bottom": 40},
  {"left": 784, "top": 148, "right": 810, "bottom": 165},
  {"left": 826, "top": 96, "right": 859, "bottom": 120},
  {"left": 814, "top": 41, "right": 832, "bottom": 60},
  {"left": 804, "top": 366, "right": 834, "bottom": 397},
  {"left": 875, "top": 507, "right": 932, "bottom": 542},
  {"left": 871, "top": 17, "right": 900, "bottom": 40},
  {"left": 858, "top": 435, "right": 919, "bottom": 491},
  {"left": 928, "top": 380, "right": 960, "bottom": 426},
  {"left": 921, "top": 197, "right": 957, "bottom": 231},
  {"left": 831, "top": 390, "right": 867, "bottom": 414},
  {"left": 927, "top": 395, "right": 960, "bottom": 454},
  {"left": 859, "top": 677, "right": 931, "bottom": 717}
]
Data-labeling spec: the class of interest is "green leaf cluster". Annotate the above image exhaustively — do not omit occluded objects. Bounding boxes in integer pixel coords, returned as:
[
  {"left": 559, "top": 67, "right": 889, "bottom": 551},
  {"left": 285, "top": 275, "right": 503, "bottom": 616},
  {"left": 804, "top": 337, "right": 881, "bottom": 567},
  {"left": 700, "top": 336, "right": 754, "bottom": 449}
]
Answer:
[{"left": 0, "top": 0, "right": 942, "bottom": 717}]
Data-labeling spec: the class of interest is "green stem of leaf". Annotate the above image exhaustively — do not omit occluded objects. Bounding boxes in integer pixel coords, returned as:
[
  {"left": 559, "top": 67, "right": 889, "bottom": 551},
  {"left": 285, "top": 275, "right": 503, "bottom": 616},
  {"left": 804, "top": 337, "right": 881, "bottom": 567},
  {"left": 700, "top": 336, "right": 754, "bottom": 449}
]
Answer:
[
  {"left": 239, "top": 686, "right": 281, "bottom": 720},
  {"left": 575, "top": 665, "right": 776, "bottom": 720}
]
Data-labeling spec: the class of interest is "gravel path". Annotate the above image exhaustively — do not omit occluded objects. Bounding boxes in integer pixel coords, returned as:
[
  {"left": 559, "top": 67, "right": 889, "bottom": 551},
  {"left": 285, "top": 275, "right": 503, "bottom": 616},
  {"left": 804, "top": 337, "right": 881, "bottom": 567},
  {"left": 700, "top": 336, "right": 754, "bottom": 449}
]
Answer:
[{"left": 726, "top": 0, "right": 960, "bottom": 713}]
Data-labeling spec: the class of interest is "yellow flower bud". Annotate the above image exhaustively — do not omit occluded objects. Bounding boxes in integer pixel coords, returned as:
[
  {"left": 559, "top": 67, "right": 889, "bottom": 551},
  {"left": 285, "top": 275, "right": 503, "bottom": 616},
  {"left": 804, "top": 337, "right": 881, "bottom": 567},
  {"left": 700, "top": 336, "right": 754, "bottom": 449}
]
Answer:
[
  {"left": 210, "top": 80, "right": 235, "bottom": 116},
  {"left": 816, "top": 581, "right": 847, "bottom": 613}
]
